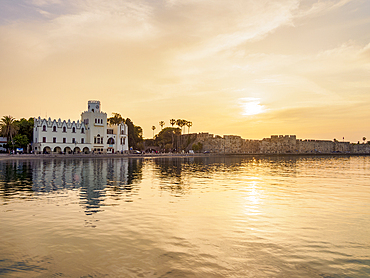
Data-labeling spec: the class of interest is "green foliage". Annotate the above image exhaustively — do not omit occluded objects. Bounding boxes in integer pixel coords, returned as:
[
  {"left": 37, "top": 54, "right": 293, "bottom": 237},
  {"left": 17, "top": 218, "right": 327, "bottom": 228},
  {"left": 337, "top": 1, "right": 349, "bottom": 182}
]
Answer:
[
  {"left": 14, "top": 118, "right": 34, "bottom": 143},
  {"left": 12, "top": 134, "right": 28, "bottom": 148},
  {"left": 192, "top": 142, "right": 203, "bottom": 152},
  {"left": 175, "top": 119, "right": 192, "bottom": 134},
  {"left": 0, "top": 115, "right": 18, "bottom": 141},
  {"left": 154, "top": 127, "right": 181, "bottom": 150},
  {"left": 4, "top": 134, "right": 28, "bottom": 150},
  {"left": 176, "top": 119, "right": 186, "bottom": 133},
  {"left": 126, "top": 118, "right": 143, "bottom": 150},
  {"left": 170, "top": 119, "right": 176, "bottom": 126},
  {"left": 108, "top": 113, "right": 125, "bottom": 125}
]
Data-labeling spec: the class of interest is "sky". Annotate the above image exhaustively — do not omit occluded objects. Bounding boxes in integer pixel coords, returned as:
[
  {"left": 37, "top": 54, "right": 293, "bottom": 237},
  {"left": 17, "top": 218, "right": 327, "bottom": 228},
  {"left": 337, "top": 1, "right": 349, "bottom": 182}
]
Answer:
[{"left": 0, "top": 0, "right": 369, "bottom": 141}]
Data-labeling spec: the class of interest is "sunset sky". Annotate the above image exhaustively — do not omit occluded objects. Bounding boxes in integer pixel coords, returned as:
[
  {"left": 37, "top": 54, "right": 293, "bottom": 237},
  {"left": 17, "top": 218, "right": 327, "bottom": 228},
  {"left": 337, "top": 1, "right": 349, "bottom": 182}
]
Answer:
[{"left": 0, "top": 0, "right": 369, "bottom": 141}]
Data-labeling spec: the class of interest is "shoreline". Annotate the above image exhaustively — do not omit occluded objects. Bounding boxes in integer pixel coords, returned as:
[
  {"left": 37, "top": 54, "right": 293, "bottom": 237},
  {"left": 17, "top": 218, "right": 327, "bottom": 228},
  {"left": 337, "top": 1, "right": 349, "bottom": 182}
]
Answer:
[{"left": 0, "top": 152, "right": 369, "bottom": 161}]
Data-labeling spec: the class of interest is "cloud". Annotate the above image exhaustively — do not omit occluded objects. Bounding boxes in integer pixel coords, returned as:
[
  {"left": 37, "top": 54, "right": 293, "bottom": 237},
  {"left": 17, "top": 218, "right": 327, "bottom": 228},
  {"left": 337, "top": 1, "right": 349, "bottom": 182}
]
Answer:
[
  {"left": 360, "top": 42, "right": 370, "bottom": 61},
  {"left": 296, "top": 0, "right": 353, "bottom": 18},
  {"left": 0, "top": 0, "right": 369, "bottom": 141},
  {"left": 30, "top": 0, "right": 62, "bottom": 6},
  {"left": 0, "top": 0, "right": 303, "bottom": 61}
]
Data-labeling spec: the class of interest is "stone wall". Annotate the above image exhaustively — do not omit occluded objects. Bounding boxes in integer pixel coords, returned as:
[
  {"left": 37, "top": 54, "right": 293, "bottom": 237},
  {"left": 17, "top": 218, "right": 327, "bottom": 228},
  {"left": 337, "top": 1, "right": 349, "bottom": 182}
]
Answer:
[
  {"left": 180, "top": 133, "right": 370, "bottom": 155},
  {"left": 350, "top": 144, "right": 370, "bottom": 154}
]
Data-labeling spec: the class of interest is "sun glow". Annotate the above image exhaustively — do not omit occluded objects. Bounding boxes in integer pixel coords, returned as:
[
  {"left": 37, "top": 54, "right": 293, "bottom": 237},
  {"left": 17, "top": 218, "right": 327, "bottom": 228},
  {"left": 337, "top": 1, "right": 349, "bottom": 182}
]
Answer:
[{"left": 240, "top": 98, "right": 267, "bottom": 116}]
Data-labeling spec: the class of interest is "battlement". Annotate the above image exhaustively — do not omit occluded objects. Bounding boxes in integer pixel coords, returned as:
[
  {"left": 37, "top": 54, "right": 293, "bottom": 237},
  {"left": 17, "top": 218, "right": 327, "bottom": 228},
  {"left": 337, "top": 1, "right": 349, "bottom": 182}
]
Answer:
[
  {"left": 34, "top": 117, "right": 86, "bottom": 130},
  {"left": 86, "top": 100, "right": 102, "bottom": 113}
]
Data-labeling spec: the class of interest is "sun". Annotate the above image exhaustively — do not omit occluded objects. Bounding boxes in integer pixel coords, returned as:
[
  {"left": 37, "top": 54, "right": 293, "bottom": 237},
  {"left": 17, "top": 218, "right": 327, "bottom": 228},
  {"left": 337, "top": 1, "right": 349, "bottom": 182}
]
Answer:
[{"left": 240, "top": 98, "right": 267, "bottom": 116}]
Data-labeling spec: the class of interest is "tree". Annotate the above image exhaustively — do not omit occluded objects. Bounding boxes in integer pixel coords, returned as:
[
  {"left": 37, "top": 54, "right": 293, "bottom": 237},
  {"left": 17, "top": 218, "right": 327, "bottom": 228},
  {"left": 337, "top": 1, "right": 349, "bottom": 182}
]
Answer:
[
  {"left": 108, "top": 113, "right": 124, "bottom": 125},
  {"left": 134, "top": 126, "right": 143, "bottom": 148},
  {"left": 155, "top": 127, "right": 181, "bottom": 151},
  {"left": 170, "top": 119, "right": 176, "bottom": 127},
  {"left": 15, "top": 118, "right": 34, "bottom": 144},
  {"left": 186, "top": 121, "right": 192, "bottom": 134},
  {"left": 192, "top": 142, "right": 203, "bottom": 152},
  {"left": 363, "top": 137, "right": 366, "bottom": 144},
  {"left": 176, "top": 119, "right": 186, "bottom": 134},
  {"left": 125, "top": 118, "right": 143, "bottom": 150},
  {"left": 159, "top": 121, "right": 165, "bottom": 130},
  {"left": 152, "top": 125, "right": 156, "bottom": 138},
  {"left": 0, "top": 116, "right": 18, "bottom": 151},
  {"left": 12, "top": 134, "right": 29, "bottom": 149}
]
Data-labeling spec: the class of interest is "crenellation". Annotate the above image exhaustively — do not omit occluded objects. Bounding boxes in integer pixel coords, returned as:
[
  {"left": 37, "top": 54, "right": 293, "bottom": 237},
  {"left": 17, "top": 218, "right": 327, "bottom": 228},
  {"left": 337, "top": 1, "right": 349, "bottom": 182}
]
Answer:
[
  {"left": 180, "top": 133, "right": 369, "bottom": 154},
  {"left": 32, "top": 101, "right": 129, "bottom": 154}
]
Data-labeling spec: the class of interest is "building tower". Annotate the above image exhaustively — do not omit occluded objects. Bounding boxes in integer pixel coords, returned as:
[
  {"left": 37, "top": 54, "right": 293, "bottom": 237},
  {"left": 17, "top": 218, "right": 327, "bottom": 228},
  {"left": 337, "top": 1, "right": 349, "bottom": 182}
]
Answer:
[{"left": 81, "top": 100, "right": 107, "bottom": 152}]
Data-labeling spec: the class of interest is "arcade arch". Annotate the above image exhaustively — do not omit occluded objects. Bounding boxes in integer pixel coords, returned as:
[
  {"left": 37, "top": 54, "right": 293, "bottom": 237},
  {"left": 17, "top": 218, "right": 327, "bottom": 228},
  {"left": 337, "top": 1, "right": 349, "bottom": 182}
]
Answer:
[{"left": 43, "top": 146, "right": 51, "bottom": 154}]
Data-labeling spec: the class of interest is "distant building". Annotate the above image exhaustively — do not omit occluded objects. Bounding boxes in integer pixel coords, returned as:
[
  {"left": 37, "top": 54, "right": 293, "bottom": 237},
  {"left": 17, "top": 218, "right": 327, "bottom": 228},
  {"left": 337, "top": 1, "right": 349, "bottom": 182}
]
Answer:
[
  {"left": 0, "top": 137, "right": 7, "bottom": 152},
  {"left": 32, "top": 100, "right": 128, "bottom": 154}
]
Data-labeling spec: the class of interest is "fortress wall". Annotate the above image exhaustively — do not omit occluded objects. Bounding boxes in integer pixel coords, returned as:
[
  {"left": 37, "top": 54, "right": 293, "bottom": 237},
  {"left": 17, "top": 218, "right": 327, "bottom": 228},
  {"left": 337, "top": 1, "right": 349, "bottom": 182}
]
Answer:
[
  {"left": 350, "top": 144, "right": 370, "bottom": 154},
  {"left": 296, "top": 140, "right": 334, "bottom": 153},
  {"left": 181, "top": 133, "right": 369, "bottom": 154},
  {"left": 241, "top": 140, "right": 261, "bottom": 154}
]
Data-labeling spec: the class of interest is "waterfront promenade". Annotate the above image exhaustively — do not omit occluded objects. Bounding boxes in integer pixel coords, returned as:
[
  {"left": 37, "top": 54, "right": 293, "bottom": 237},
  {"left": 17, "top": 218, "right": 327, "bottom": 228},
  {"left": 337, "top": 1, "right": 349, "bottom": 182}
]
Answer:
[
  {"left": 0, "top": 152, "right": 207, "bottom": 161},
  {"left": 1, "top": 151, "right": 369, "bottom": 162}
]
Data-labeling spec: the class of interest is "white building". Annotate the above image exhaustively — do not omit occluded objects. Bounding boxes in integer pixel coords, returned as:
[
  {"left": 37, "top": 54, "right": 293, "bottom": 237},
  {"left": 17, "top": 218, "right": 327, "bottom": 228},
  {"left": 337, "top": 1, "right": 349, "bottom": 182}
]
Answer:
[
  {"left": 33, "top": 100, "right": 129, "bottom": 154},
  {"left": 0, "top": 137, "right": 7, "bottom": 152}
]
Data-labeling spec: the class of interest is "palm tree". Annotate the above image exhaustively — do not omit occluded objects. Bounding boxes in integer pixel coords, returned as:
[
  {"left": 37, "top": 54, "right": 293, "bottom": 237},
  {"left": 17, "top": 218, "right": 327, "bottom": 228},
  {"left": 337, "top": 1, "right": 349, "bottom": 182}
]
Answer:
[
  {"left": 159, "top": 121, "right": 165, "bottom": 130},
  {"left": 176, "top": 119, "right": 186, "bottom": 134},
  {"left": 176, "top": 119, "right": 187, "bottom": 151},
  {"left": 181, "top": 120, "right": 186, "bottom": 134},
  {"left": 169, "top": 119, "right": 176, "bottom": 151},
  {"left": 186, "top": 121, "right": 192, "bottom": 134},
  {"left": 0, "top": 115, "right": 18, "bottom": 151},
  {"left": 152, "top": 125, "right": 156, "bottom": 138}
]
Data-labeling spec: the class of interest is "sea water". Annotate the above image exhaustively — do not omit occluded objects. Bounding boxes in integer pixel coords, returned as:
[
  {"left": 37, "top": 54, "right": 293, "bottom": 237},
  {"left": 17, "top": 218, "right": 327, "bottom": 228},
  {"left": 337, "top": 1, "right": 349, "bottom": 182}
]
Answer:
[{"left": 0, "top": 155, "right": 369, "bottom": 277}]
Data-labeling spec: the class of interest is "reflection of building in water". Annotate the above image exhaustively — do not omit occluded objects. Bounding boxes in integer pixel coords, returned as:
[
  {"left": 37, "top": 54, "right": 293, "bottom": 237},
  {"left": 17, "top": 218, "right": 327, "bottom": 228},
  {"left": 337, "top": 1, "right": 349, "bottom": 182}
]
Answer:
[
  {"left": 0, "top": 160, "right": 34, "bottom": 198},
  {"left": 31, "top": 158, "right": 142, "bottom": 214}
]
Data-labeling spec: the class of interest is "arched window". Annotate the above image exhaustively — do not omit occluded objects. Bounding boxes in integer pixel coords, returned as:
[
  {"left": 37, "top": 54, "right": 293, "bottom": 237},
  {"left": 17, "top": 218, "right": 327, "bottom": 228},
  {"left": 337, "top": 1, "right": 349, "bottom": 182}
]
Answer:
[
  {"left": 53, "top": 126, "right": 56, "bottom": 132},
  {"left": 72, "top": 127, "right": 76, "bottom": 133},
  {"left": 63, "top": 126, "right": 66, "bottom": 133},
  {"left": 81, "top": 128, "right": 84, "bottom": 133},
  {"left": 43, "top": 125, "right": 46, "bottom": 131},
  {"left": 107, "top": 138, "right": 115, "bottom": 145}
]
